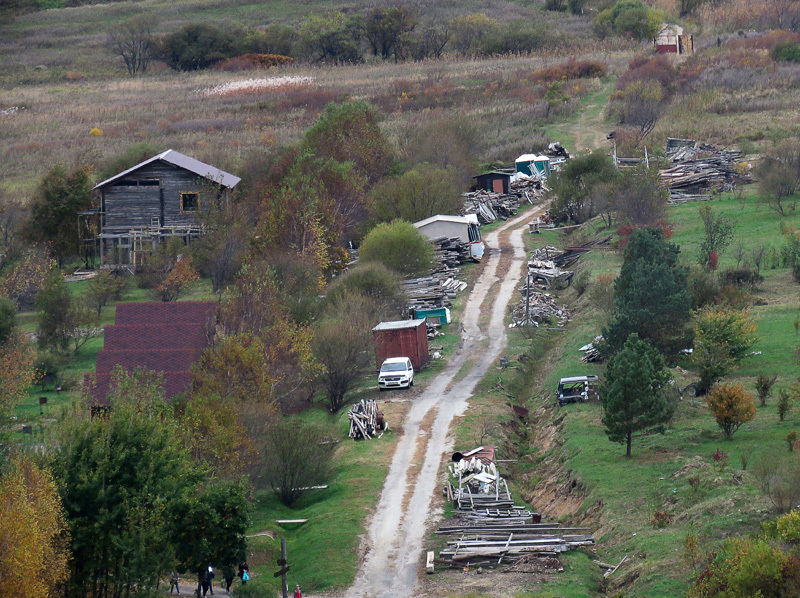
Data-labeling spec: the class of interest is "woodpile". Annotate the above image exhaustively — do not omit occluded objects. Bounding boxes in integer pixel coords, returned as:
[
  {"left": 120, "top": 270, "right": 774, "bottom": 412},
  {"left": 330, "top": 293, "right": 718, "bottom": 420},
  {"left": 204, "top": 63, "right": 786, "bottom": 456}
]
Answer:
[
  {"left": 437, "top": 447, "right": 594, "bottom": 569},
  {"left": 463, "top": 192, "right": 524, "bottom": 223},
  {"left": 347, "top": 399, "right": 387, "bottom": 440},
  {"left": 429, "top": 236, "right": 474, "bottom": 267},
  {"left": 403, "top": 274, "right": 467, "bottom": 315},
  {"left": 667, "top": 191, "right": 714, "bottom": 205},
  {"left": 660, "top": 139, "right": 751, "bottom": 193},
  {"left": 510, "top": 290, "right": 570, "bottom": 328}
]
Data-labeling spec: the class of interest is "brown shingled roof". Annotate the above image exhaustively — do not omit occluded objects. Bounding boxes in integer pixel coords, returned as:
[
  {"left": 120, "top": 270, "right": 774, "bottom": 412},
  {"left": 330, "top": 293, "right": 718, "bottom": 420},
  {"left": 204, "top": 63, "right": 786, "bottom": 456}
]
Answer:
[{"left": 88, "top": 301, "right": 216, "bottom": 405}]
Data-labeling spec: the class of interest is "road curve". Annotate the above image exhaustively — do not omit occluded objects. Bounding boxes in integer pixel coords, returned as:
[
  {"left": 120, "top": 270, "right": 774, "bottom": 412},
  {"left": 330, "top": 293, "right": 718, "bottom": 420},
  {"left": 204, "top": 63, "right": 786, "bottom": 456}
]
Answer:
[{"left": 349, "top": 207, "right": 542, "bottom": 598}]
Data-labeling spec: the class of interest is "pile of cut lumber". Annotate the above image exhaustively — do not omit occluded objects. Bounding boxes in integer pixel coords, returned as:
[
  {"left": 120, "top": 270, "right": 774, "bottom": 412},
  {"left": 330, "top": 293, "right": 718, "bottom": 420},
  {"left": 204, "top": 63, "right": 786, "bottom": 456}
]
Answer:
[
  {"left": 403, "top": 274, "right": 467, "bottom": 314},
  {"left": 437, "top": 448, "right": 594, "bottom": 569},
  {"left": 660, "top": 140, "right": 751, "bottom": 193},
  {"left": 463, "top": 192, "right": 524, "bottom": 223},
  {"left": 347, "top": 399, "right": 386, "bottom": 440},
  {"left": 429, "top": 236, "right": 473, "bottom": 267}
]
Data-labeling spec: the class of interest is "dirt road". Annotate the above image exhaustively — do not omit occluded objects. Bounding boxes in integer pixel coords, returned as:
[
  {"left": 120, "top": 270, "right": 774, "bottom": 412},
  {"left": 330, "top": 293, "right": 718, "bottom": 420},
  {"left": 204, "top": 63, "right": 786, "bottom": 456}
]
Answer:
[{"left": 349, "top": 207, "right": 543, "bottom": 598}]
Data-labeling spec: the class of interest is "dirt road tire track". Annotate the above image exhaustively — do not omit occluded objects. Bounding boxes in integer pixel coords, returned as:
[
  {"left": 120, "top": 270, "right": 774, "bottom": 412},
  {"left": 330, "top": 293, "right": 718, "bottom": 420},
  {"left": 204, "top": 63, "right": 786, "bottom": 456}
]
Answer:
[{"left": 349, "top": 207, "right": 543, "bottom": 598}]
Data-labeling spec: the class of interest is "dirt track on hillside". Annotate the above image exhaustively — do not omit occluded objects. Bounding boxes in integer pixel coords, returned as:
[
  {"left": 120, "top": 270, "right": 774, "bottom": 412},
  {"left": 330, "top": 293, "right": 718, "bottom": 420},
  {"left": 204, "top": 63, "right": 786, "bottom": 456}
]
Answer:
[{"left": 347, "top": 206, "right": 544, "bottom": 598}]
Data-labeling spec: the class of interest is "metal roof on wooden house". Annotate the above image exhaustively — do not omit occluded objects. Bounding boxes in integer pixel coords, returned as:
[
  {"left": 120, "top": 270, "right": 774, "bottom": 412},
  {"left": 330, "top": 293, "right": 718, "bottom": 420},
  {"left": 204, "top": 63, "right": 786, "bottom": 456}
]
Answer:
[{"left": 93, "top": 149, "right": 241, "bottom": 190}]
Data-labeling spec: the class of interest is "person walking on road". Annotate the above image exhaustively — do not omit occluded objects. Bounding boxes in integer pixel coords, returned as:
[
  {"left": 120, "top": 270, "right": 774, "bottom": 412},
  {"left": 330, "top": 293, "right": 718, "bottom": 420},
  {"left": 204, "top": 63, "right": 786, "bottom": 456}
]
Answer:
[
  {"left": 170, "top": 571, "right": 180, "bottom": 595},
  {"left": 294, "top": 583, "right": 302, "bottom": 598}
]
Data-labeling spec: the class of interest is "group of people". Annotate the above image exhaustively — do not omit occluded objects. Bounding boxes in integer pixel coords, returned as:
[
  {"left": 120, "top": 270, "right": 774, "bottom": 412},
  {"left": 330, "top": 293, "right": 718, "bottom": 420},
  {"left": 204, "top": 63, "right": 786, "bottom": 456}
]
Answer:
[{"left": 168, "top": 562, "right": 251, "bottom": 596}]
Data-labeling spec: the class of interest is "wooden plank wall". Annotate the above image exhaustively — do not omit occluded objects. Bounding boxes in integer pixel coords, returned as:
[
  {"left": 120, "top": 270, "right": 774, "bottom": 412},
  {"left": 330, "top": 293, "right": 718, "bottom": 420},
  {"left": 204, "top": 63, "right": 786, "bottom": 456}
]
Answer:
[{"left": 102, "top": 163, "right": 216, "bottom": 230}]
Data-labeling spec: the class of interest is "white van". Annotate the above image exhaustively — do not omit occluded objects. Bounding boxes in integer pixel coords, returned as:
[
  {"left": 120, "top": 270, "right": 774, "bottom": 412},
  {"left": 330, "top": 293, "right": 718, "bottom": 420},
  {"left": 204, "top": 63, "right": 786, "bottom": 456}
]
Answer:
[{"left": 378, "top": 357, "right": 414, "bottom": 390}]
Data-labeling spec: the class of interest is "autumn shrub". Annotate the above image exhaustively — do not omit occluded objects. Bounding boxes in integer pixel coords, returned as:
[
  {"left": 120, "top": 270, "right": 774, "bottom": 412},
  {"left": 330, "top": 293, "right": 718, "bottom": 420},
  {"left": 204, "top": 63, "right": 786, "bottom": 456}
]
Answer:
[
  {"left": 616, "top": 55, "right": 677, "bottom": 92},
  {"left": 687, "top": 538, "right": 786, "bottom": 598},
  {"left": 615, "top": 221, "right": 674, "bottom": 249},
  {"left": 213, "top": 53, "right": 294, "bottom": 71},
  {"left": 529, "top": 59, "right": 607, "bottom": 83},
  {"left": 705, "top": 382, "right": 756, "bottom": 439},
  {"left": 687, "top": 264, "right": 720, "bottom": 309},
  {"left": 778, "top": 388, "right": 792, "bottom": 421}
]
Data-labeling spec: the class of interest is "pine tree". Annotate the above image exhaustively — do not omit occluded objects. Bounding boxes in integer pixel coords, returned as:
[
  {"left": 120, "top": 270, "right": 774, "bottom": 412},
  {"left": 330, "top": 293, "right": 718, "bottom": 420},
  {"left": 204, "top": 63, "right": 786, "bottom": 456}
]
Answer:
[
  {"left": 603, "top": 226, "right": 692, "bottom": 357},
  {"left": 601, "top": 333, "right": 674, "bottom": 457}
]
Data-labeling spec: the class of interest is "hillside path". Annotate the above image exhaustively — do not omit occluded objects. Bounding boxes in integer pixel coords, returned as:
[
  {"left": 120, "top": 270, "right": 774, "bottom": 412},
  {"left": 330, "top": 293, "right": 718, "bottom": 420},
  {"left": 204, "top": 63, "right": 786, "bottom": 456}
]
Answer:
[{"left": 348, "top": 205, "right": 544, "bottom": 598}]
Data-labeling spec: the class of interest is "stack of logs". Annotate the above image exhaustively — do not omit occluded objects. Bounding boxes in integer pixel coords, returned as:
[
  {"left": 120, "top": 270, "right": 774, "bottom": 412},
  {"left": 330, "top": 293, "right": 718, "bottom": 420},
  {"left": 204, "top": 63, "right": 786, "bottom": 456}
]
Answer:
[
  {"left": 347, "top": 399, "right": 386, "bottom": 440},
  {"left": 437, "top": 455, "right": 594, "bottom": 569},
  {"left": 463, "top": 192, "right": 523, "bottom": 223}
]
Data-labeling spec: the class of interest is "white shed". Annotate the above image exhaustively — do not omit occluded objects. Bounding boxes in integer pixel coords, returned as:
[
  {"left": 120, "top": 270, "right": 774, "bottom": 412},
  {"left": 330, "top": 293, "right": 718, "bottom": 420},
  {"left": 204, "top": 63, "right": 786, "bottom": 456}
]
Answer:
[{"left": 413, "top": 214, "right": 485, "bottom": 260}]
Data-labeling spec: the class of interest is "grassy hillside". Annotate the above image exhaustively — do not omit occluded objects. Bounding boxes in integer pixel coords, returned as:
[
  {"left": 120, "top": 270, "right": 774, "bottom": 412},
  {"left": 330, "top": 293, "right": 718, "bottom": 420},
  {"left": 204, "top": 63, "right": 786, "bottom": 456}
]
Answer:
[{"left": 458, "top": 191, "right": 800, "bottom": 597}]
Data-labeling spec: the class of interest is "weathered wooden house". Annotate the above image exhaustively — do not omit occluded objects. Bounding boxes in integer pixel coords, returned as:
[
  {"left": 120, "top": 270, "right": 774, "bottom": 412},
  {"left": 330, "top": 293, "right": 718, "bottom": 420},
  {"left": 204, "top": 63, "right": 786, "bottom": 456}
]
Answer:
[{"left": 88, "top": 150, "right": 241, "bottom": 266}]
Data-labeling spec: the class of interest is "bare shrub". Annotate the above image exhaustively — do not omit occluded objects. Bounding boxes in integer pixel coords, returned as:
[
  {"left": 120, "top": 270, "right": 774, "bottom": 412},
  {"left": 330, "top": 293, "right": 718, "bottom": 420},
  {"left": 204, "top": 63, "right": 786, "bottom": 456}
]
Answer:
[
  {"left": 257, "top": 418, "right": 337, "bottom": 506},
  {"left": 753, "top": 451, "right": 800, "bottom": 512}
]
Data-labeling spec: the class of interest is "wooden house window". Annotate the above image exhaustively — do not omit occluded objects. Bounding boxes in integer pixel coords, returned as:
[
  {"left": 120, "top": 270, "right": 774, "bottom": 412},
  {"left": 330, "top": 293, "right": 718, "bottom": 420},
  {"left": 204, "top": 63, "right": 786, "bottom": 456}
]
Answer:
[
  {"left": 139, "top": 179, "right": 160, "bottom": 187},
  {"left": 180, "top": 192, "right": 199, "bottom": 213}
]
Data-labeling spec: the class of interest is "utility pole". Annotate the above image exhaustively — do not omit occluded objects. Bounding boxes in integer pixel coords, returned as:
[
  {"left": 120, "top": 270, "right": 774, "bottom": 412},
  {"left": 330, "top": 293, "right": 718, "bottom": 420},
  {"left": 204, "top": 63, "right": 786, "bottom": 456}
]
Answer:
[{"left": 281, "top": 539, "right": 289, "bottom": 598}]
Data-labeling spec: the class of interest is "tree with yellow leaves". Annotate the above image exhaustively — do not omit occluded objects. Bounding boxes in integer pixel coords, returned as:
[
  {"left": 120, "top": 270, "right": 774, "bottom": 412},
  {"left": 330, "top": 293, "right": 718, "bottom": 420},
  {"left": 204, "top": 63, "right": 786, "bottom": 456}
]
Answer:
[
  {"left": 0, "top": 456, "right": 70, "bottom": 598},
  {"left": 692, "top": 305, "right": 758, "bottom": 394},
  {"left": 706, "top": 382, "right": 757, "bottom": 440}
]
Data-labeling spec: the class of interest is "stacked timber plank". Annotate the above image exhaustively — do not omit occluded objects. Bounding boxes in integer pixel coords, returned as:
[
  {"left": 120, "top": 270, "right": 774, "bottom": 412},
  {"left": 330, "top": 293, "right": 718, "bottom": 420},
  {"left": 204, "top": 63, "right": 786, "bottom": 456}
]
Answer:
[
  {"left": 403, "top": 274, "right": 467, "bottom": 314},
  {"left": 347, "top": 399, "right": 386, "bottom": 440},
  {"left": 660, "top": 139, "right": 751, "bottom": 193},
  {"left": 429, "top": 236, "right": 473, "bottom": 267},
  {"left": 437, "top": 448, "right": 594, "bottom": 569},
  {"left": 463, "top": 192, "right": 524, "bottom": 224}
]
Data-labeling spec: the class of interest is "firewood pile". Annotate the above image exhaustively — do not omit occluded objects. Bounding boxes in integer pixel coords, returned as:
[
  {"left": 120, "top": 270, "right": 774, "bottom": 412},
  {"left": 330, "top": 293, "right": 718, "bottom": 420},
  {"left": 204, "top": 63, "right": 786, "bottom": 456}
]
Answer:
[
  {"left": 510, "top": 290, "right": 570, "bottom": 327},
  {"left": 437, "top": 448, "right": 594, "bottom": 569},
  {"left": 347, "top": 399, "right": 387, "bottom": 440},
  {"left": 660, "top": 139, "right": 751, "bottom": 193}
]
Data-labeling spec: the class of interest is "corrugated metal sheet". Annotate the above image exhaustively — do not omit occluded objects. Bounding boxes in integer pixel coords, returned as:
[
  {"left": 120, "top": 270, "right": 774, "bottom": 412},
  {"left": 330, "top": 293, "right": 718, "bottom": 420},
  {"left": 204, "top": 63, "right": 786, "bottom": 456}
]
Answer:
[
  {"left": 372, "top": 319, "right": 426, "bottom": 332},
  {"left": 94, "top": 149, "right": 241, "bottom": 190}
]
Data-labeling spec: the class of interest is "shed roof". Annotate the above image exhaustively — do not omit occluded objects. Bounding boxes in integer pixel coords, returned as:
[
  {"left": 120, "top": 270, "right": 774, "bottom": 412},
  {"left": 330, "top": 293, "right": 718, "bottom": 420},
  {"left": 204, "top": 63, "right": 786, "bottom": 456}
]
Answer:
[
  {"left": 473, "top": 171, "right": 512, "bottom": 179},
  {"left": 93, "top": 149, "right": 241, "bottom": 190},
  {"left": 372, "top": 319, "right": 426, "bottom": 332},
  {"left": 414, "top": 214, "right": 476, "bottom": 229}
]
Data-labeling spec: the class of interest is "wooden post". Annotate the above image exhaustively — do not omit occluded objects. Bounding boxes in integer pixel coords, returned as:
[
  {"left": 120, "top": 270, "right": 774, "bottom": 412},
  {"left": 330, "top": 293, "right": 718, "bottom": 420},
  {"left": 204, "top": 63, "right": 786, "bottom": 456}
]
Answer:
[{"left": 281, "top": 538, "right": 288, "bottom": 598}]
